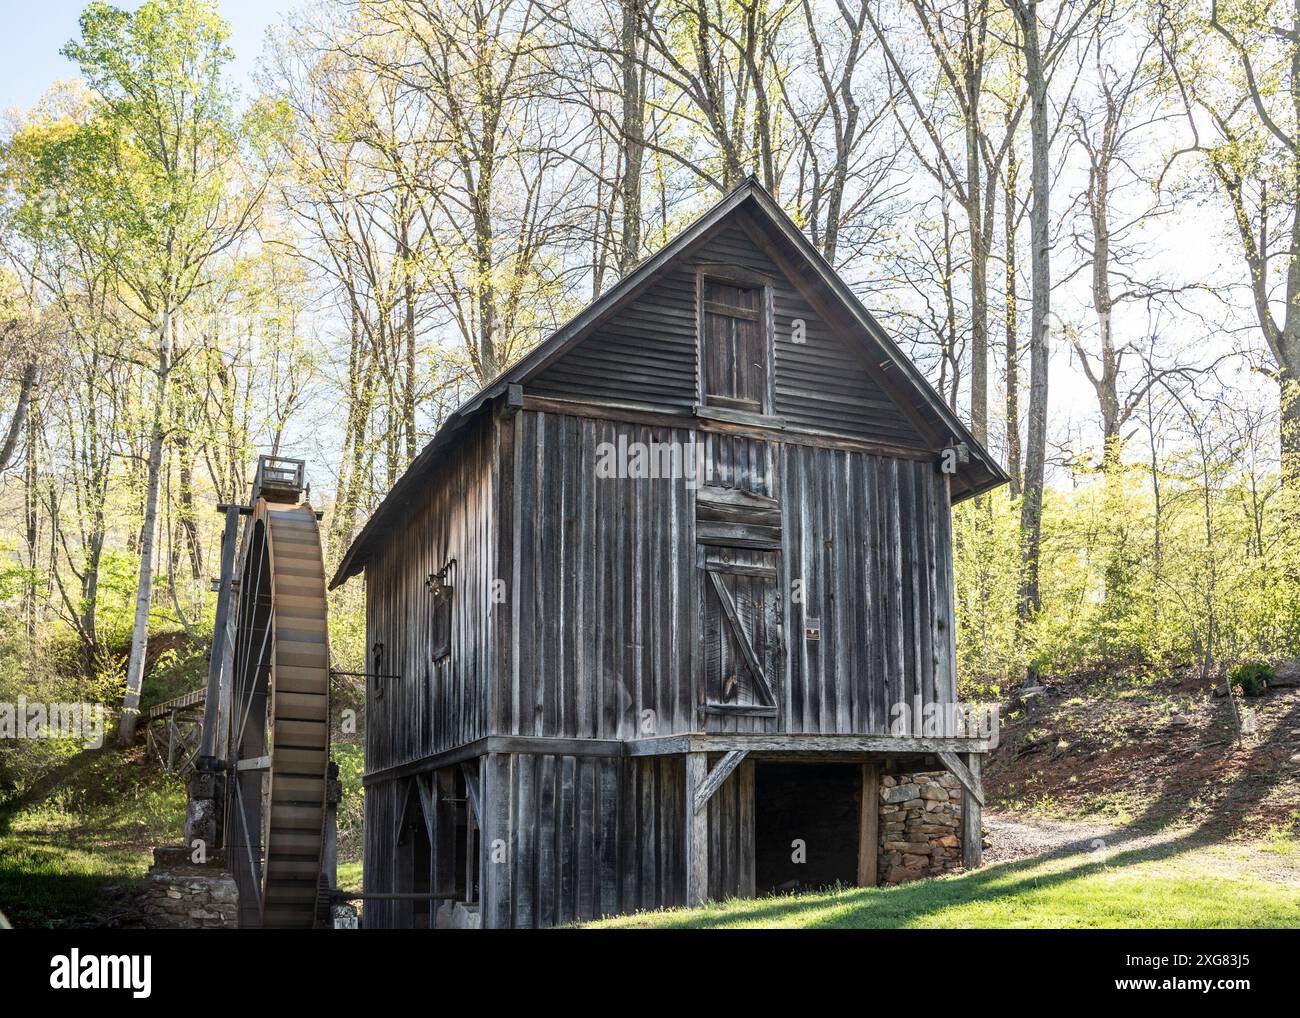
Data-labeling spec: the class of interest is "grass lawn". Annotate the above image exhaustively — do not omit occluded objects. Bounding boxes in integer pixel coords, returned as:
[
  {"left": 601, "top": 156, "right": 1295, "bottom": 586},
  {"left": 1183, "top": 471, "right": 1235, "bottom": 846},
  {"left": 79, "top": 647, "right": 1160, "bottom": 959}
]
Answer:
[
  {"left": 589, "top": 829, "right": 1300, "bottom": 929},
  {"left": 0, "top": 748, "right": 186, "bottom": 928}
]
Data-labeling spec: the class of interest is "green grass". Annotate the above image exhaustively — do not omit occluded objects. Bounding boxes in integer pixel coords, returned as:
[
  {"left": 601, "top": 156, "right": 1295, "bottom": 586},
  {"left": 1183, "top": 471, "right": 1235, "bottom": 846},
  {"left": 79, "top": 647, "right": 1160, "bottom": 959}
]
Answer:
[
  {"left": 336, "top": 858, "right": 363, "bottom": 891},
  {"left": 0, "top": 748, "right": 185, "bottom": 928},
  {"left": 588, "top": 833, "right": 1300, "bottom": 929}
]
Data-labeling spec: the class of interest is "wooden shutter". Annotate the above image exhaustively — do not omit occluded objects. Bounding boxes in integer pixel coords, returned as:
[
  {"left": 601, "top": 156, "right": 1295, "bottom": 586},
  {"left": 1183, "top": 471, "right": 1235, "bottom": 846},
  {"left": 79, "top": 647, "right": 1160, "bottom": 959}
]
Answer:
[
  {"left": 700, "top": 278, "right": 767, "bottom": 411},
  {"left": 702, "top": 554, "right": 779, "bottom": 710},
  {"left": 697, "top": 484, "right": 782, "bottom": 712}
]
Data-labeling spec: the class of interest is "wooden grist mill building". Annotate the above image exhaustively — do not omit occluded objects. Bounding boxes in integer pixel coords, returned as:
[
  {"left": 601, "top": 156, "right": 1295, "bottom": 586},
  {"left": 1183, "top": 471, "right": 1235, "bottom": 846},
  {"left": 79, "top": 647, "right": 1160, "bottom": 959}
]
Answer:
[{"left": 330, "top": 178, "right": 1006, "bottom": 929}]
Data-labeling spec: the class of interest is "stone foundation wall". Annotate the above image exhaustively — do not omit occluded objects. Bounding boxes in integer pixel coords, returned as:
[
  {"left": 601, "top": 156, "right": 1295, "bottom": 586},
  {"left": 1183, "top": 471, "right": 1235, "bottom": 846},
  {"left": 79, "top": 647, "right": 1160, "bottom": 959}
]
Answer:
[
  {"left": 878, "top": 770, "right": 963, "bottom": 884},
  {"left": 134, "top": 848, "right": 239, "bottom": 929}
]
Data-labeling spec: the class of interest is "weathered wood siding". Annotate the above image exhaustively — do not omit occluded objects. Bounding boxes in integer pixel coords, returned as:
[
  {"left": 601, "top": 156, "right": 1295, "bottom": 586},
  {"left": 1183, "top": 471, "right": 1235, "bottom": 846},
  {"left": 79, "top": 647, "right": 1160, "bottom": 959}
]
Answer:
[
  {"left": 780, "top": 444, "right": 958, "bottom": 734},
  {"left": 498, "top": 410, "right": 697, "bottom": 740},
  {"left": 528, "top": 222, "right": 929, "bottom": 450},
  {"left": 478, "top": 751, "right": 753, "bottom": 928},
  {"left": 502, "top": 409, "right": 957, "bottom": 740},
  {"left": 361, "top": 776, "right": 402, "bottom": 929},
  {"left": 364, "top": 419, "right": 497, "bottom": 772}
]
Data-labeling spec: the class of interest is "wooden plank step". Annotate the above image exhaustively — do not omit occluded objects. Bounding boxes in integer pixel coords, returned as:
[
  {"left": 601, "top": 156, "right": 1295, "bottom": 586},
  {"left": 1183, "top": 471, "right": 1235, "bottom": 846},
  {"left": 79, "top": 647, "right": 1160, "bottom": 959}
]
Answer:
[
  {"left": 274, "top": 691, "right": 328, "bottom": 722},
  {"left": 269, "top": 831, "right": 323, "bottom": 854},
  {"left": 273, "top": 597, "right": 327, "bottom": 620},
  {"left": 273, "top": 746, "right": 328, "bottom": 771},
  {"left": 274, "top": 562, "right": 326, "bottom": 580},
  {"left": 264, "top": 883, "right": 317, "bottom": 903},
  {"left": 276, "top": 643, "right": 328, "bottom": 670},
  {"left": 266, "top": 859, "right": 321, "bottom": 880},
  {"left": 270, "top": 804, "right": 325, "bottom": 828},
  {"left": 274, "top": 719, "right": 328, "bottom": 748},
  {"left": 275, "top": 665, "right": 329, "bottom": 694},
  {"left": 276, "top": 623, "right": 327, "bottom": 643},
  {"left": 272, "top": 569, "right": 324, "bottom": 588}
]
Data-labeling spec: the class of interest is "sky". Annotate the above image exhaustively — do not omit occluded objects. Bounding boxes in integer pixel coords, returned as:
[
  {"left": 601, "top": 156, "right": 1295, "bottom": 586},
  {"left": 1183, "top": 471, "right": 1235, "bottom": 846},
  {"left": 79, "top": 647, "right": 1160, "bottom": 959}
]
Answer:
[{"left": 0, "top": 0, "right": 298, "bottom": 114}]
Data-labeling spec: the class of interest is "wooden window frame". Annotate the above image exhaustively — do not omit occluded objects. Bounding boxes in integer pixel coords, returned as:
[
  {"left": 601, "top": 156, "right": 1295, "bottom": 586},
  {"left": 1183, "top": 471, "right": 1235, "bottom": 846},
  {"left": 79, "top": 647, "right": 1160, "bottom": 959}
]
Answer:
[
  {"left": 694, "top": 264, "right": 777, "bottom": 423},
  {"left": 426, "top": 559, "right": 456, "bottom": 663}
]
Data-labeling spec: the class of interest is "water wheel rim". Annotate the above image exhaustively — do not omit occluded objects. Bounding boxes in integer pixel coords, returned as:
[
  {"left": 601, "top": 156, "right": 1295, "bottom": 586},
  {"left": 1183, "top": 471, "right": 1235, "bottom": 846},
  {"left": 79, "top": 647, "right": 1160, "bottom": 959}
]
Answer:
[{"left": 227, "top": 498, "right": 330, "bottom": 928}]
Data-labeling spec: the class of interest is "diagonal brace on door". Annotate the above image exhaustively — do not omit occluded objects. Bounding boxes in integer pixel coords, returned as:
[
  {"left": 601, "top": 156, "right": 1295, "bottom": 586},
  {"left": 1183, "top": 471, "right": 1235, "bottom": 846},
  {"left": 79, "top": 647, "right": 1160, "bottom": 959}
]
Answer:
[{"left": 706, "top": 569, "right": 776, "bottom": 707}]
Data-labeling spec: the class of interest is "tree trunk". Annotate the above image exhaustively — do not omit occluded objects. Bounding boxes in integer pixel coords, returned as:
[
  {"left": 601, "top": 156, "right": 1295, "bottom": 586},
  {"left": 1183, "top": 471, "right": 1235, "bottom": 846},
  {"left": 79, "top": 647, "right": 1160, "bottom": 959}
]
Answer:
[
  {"left": 23, "top": 399, "right": 39, "bottom": 643},
  {"left": 176, "top": 432, "right": 201, "bottom": 580},
  {"left": 119, "top": 307, "right": 174, "bottom": 745},
  {"left": 1005, "top": 144, "right": 1022, "bottom": 495},
  {"left": 0, "top": 358, "right": 37, "bottom": 472},
  {"left": 402, "top": 221, "right": 418, "bottom": 466},
  {"left": 1014, "top": 0, "right": 1050, "bottom": 684},
  {"left": 619, "top": 0, "right": 645, "bottom": 275},
  {"left": 966, "top": 117, "right": 989, "bottom": 444}
]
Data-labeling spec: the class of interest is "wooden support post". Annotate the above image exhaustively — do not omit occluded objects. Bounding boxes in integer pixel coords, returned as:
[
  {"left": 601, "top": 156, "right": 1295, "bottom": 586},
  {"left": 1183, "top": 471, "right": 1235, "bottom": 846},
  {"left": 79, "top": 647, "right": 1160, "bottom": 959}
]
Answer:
[
  {"left": 166, "top": 711, "right": 178, "bottom": 773},
  {"left": 433, "top": 770, "right": 457, "bottom": 901},
  {"left": 685, "top": 752, "right": 708, "bottom": 907},
  {"left": 961, "top": 752, "right": 983, "bottom": 870},
  {"left": 857, "top": 762, "right": 880, "bottom": 887}
]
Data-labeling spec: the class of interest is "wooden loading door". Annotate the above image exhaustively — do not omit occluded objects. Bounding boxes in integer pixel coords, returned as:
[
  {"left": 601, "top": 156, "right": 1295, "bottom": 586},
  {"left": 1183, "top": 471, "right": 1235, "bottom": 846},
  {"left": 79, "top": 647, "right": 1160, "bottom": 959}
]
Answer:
[{"left": 696, "top": 482, "right": 783, "bottom": 728}]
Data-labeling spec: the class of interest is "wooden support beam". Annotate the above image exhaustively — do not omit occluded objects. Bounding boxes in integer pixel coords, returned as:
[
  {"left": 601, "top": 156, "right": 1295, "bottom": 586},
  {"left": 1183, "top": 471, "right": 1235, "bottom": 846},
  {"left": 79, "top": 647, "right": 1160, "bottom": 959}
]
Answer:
[
  {"left": 857, "top": 762, "right": 880, "bottom": 887},
  {"left": 626, "top": 732, "right": 995, "bottom": 757},
  {"left": 235, "top": 755, "right": 271, "bottom": 772},
  {"left": 685, "top": 752, "right": 709, "bottom": 907},
  {"left": 166, "top": 711, "right": 178, "bottom": 773},
  {"left": 692, "top": 750, "right": 748, "bottom": 814},
  {"left": 460, "top": 761, "right": 482, "bottom": 825},
  {"left": 415, "top": 773, "right": 436, "bottom": 842},
  {"left": 936, "top": 750, "right": 985, "bottom": 806},
  {"left": 960, "top": 752, "right": 983, "bottom": 870}
]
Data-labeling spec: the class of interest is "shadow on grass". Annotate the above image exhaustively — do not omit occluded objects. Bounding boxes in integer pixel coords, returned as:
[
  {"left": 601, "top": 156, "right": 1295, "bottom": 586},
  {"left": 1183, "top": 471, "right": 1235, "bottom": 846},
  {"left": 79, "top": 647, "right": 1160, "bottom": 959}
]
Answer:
[
  {"left": 644, "top": 696, "right": 1300, "bottom": 929},
  {"left": 0, "top": 832, "right": 149, "bottom": 928},
  {"left": 0, "top": 745, "right": 105, "bottom": 835}
]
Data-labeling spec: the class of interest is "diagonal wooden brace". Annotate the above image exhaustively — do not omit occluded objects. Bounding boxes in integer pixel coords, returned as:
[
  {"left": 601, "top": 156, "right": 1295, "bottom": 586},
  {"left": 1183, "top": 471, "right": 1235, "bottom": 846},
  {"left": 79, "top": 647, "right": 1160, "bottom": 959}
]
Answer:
[
  {"left": 693, "top": 749, "right": 749, "bottom": 815},
  {"left": 936, "top": 750, "right": 984, "bottom": 806}
]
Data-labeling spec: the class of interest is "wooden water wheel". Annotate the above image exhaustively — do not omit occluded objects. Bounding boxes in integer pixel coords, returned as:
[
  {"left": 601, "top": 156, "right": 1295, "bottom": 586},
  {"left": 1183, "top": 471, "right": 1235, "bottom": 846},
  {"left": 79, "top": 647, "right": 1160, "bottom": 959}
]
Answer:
[{"left": 224, "top": 494, "right": 331, "bottom": 929}]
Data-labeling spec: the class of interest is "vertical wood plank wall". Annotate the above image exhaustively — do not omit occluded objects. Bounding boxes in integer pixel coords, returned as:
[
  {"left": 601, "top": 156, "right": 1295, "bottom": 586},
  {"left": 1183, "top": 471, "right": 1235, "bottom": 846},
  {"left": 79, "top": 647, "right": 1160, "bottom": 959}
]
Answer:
[
  {"left": 364, "top": 421, "right": 497, "bottom": 773},
  {"left": 500, "top": 411, "right": 698, "bottom": 741},
  {"left": 476, "top": 751, "right": 757, "bottom": 928},
  {"left": 501, "top": 409, "right": 957, "bottom": 740}
]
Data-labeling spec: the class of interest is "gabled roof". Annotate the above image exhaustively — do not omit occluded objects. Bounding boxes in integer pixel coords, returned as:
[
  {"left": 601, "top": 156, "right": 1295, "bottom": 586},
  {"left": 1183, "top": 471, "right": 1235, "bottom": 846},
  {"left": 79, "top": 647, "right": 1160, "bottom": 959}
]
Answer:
[{"left": 330, "top": 177, "right": 1007, "bottom": 588}]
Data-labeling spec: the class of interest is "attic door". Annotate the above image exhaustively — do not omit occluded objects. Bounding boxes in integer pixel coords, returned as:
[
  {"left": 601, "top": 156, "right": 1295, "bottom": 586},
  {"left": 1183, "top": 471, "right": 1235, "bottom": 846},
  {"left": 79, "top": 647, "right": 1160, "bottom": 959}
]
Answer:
[
  {"left": 698, "top": 268, "right": 773, "bottom": 415},
  {"left": 697, "top": 485, "right": 782, "bottom": 718}
]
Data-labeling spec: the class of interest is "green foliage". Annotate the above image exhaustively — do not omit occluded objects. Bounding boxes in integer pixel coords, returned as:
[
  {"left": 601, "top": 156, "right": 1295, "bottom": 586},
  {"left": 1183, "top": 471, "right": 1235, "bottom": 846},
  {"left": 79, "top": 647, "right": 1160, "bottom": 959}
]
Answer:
[
  {"left": 0, "top": 745, "right": 185, "bottom": 927},
  {"left": 1229, "top": 661, "right": 1272, "bottom": 698},
  {"left": 333, "top": 744, "right": 365, "bottom": 862},
  {"left": 953, "top": 453, "right": 1300, "bottom": 693}
]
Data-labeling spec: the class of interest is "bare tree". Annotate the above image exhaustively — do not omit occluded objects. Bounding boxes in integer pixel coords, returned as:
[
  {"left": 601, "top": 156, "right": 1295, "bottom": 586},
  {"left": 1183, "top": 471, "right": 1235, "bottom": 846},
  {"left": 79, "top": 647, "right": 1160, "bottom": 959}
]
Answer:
[
  {"left": 868, "top": 0, "right": 1025, "bottom": 443},
  {"left": 1004, "top": 0, "right": 1098, "bottom": 681},
  {"left": 1159, "top": 0, "right": 1300, "bottom": 475}
]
